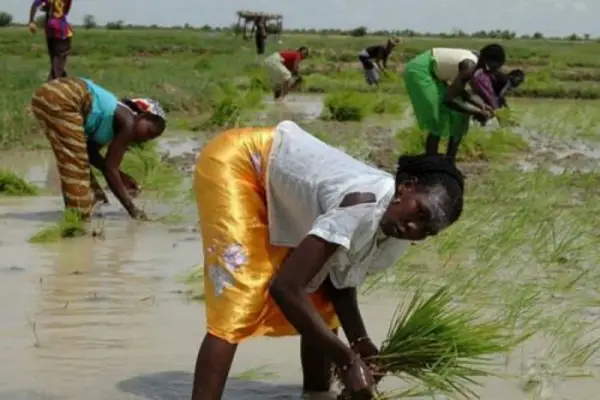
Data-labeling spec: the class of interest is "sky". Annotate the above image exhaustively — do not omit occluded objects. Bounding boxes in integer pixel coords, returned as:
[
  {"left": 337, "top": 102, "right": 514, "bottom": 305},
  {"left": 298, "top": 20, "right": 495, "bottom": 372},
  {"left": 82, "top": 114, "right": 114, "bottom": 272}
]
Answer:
[{"left": 3, "top": 0, "right": 599, "bottom": 37}]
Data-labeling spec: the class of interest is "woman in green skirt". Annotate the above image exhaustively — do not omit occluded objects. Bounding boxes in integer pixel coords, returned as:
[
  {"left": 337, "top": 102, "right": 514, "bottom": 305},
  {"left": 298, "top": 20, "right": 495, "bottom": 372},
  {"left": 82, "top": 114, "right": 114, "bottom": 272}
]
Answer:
[{"left": 403, "top": 44, "right": 506, "bottom": 160}]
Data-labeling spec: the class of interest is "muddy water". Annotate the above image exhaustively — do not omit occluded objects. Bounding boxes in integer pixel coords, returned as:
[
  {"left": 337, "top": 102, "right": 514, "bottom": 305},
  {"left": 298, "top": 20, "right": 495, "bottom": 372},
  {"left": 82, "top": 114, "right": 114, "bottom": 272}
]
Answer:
[
  {"left": 2, "top": 145, "right": 600, "bottom": 400},
  {"left": 260, "top": 94, "right": 324, "bottom": 122}
]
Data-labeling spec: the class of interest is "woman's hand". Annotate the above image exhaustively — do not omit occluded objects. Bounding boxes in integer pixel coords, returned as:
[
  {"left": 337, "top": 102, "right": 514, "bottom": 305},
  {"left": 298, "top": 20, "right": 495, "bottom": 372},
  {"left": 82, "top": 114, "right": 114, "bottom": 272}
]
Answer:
[
  {"left": 130, "top": 207, "right": 149, "bottom": 221},
  {"left": 473, "top": 109, "right": 492, "bottom": 125},
  {"left": 352, "top": 338, "right": 385, "bottom": 384},
  {"left": 120, "top": 171, "right": 141, "bottom": 198},
  {"left": 482, "top": 103, "right": 496, "bottom": 114},
  {"left": 339, "top": 358, "right": 376, "bottom": 399}
]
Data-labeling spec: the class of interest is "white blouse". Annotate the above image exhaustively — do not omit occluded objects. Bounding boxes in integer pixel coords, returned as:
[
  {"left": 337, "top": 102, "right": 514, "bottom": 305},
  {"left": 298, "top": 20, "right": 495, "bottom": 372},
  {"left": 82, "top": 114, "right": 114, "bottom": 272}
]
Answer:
[{"left": 266, "top": 121, "right": 409, "bottom": 292}]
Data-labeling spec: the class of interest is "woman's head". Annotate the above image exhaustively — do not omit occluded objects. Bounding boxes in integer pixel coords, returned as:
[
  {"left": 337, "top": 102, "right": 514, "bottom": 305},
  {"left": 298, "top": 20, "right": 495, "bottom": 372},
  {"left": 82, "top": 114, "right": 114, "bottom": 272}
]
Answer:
[
  {"left": 387, "top": 36, "right": 400, "bottom": 48},
  {"left": 508, "top": 68, "right": 525, "bottom": 87},
  {"left": 380, "top": 154, "right": 464, "bottom": 241},
  {"left": 122, "top": 98, "right": 167, "bottom": 142},
  {"left": 478, "top": 43, "right": 506, "bottom": 72}
]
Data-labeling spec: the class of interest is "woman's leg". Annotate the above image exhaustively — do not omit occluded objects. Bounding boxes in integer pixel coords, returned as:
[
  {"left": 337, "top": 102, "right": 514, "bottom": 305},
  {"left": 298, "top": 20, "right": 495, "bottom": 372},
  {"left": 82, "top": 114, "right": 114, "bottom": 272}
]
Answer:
[
  {"left": 256, "top": 36, "right": 265, "bottom": 55},
  {"left": 425, "top": 133, "right": 441, "bottom": 155},
  {"left": 446, "top": 115, "right": 470, "bottom": 160},
  {"left": 301, "top": 329, "right": 337, "bottom": 392},
  {"left": 192, "top": 128, "right": 339, "bottom": 398},
  {"left": 90, "top": 171, "right": 109, "bottom": 204},
  {"left": 403, "top": 53, "right": 443, "bottom": 154},
  {"left": 192, "top": 333, "right": 238, "bottom": 400},
  {"left": 46, "top": 37, "right": 70, "bottom": 81},
  {"left": 191, "top": 128, "right": 285, "bottom": 398},
  {"left": 31, "top": 77, "right": 94, "bottom": 219}
]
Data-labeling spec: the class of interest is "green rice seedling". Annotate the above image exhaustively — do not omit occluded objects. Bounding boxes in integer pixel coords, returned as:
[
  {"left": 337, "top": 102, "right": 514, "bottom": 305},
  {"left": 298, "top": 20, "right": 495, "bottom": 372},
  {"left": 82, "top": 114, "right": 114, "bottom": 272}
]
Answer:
[
  {"left": 120, "top": 141, "right": 182, "bottom": 198},
  {"left": 28, "top": 208, "right": 86, "bottom": 243},
  {"left": 348, "top": 287, "right": 532, "bottom": 399},
  {"left": 205, "top": 83, "right": 264, "bottom": 128},
  {"left": 395, "top": 122, "right": 529, "bottom": 162},
  {"left": 234, "top": 365, "right": 278, "bottom": 381},
  {"left": 372, "top": 95, "right": 405, "bottom": 114},
  {"left": 494, "top": 107, "right": 518, "bottom": 127},
  {"left": 322, "top": 91, "right": 372, "bottom": 121},
  {"left": 0, "top": 169, "right": 39, "bottom": 196},
  {"left": 178, "top": 265, "right": 205, "bottom": 300}
]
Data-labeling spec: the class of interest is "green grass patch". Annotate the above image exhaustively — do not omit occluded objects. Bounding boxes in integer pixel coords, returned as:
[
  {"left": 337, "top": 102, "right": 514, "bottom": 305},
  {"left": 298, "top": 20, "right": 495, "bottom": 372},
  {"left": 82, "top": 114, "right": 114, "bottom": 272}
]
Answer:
[
  {"left": 28, "top": 208, "right": 87, "bottom": 243},
  {"left": 396, "top": 124, "right": 530, "bottom": 161},
  {"left": 0, "top": 169, "right": 39, "bottom": 196},
  {"left": 118, "top": 141, "right": 182, "bottom": 199},
  {"left": 322, "top": 91, "right": 373, "bottom": 121}
]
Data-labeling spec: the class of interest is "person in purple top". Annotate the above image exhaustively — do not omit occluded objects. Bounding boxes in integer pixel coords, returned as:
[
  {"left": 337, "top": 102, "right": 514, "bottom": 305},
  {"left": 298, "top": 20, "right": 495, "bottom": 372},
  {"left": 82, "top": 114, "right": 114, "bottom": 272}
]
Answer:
[
  {"left": 28, "top": 0, "right": 73, "bottom": 81},
  {"left": 470, "top": 68, "right": 525, "bottom": 110}
]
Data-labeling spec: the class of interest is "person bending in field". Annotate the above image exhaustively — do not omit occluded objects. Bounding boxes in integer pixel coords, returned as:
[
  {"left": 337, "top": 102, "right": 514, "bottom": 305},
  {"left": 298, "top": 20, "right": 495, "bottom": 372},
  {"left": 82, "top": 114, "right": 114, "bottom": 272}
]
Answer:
[
  {"left": 358, "top": 37, "right": 400, "bottom": 86},
  {"left": 471, "top": 68, "right": 525, "bottom": 110},
  {"left": 28, "top": 0, "right": 73, "bottom": 81},
  {"left": 31, "top": 77, "right": 167, "bottom": 221},
  {"left": 191, "top": 120, "right": 465, "bottom": 399},
  {"left": 403, "top": 44, "right": 506, "bottom": 160},
  {"left": 264, "top": 47, "right": 309, "bottom": 101},
  {"left": 251, "top": 16, "right": 267, "bottom": 55}
]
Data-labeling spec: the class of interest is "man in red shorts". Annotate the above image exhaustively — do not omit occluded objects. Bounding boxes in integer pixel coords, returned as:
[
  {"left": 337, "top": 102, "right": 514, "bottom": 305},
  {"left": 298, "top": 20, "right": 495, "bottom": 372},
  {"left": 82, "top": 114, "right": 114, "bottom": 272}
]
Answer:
[{"left": 28, "top": 0, "right": 73, "bottom": 81}]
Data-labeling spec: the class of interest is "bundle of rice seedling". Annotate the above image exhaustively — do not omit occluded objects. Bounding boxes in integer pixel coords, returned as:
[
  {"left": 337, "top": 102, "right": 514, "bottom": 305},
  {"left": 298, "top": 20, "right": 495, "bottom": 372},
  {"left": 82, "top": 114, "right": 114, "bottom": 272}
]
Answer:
[
  {"left": 494, "top": 108, "right": 518, "bottom": 127},
  {"left": 338, "top": 286, "right": 530, "bottom": 399},
  {"left": 29, "top": 208, "right": 87, "bottom": 243}
]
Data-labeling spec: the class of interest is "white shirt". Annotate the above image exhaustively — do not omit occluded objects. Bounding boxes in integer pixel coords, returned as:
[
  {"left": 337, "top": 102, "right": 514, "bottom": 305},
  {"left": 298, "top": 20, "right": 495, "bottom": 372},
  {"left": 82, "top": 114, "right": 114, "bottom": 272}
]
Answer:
[{"left": 266, "top": 121, "right": 409, "bottom": 291}]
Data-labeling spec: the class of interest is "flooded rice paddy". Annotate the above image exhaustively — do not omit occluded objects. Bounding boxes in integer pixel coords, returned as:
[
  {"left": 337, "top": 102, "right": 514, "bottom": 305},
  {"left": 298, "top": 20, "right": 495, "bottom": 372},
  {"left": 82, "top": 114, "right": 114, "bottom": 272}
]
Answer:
[{"left": 2, "top": 97, "right": 600, "bottom": 399}]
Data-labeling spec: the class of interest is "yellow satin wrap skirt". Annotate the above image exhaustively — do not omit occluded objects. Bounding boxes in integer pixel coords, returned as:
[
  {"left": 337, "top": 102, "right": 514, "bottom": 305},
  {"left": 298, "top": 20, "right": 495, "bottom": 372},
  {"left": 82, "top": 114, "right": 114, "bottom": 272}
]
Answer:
[{"left": 193, "top": 127, "right": 340, "bottom": 344}]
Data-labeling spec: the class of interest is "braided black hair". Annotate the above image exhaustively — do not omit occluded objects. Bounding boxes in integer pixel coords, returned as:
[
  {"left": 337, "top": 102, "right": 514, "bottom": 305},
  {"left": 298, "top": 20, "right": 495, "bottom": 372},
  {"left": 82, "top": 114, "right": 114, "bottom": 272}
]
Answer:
[
  {"left": 508, "top": 68, "right": 525, "bottom": 86},
  {"left": 479, "top": 43, "right": 506, "bottom": 66},
  {"left": 395, "top": 153, "right": 464, "bottom": 229}
]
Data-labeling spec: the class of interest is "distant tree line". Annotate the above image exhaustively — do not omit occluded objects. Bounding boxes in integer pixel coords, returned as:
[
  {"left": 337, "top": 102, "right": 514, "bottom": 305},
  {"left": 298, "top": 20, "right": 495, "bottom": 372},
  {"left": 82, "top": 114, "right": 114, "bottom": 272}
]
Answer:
[{"left": 0, "top": 11, "right": 594, "bottom": 42}]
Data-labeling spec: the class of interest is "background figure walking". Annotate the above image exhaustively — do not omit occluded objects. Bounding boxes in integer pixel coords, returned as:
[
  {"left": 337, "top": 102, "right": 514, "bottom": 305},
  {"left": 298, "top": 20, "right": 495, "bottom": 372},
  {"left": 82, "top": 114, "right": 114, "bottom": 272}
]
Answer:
[{"left": 28, "top": 0, "right": 73, "bottom": 81}]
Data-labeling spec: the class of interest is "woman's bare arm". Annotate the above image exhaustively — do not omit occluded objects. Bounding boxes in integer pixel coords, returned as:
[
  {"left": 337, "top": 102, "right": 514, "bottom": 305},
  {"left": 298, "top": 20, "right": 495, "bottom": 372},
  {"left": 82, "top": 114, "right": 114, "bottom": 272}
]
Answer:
[
  {"left": 444, "top": 60, "right": 486, "bottom": 116},
  {"left": 270, "top": 235, "right": 355, "bottom": 366},
  {"left": 323, "top": 278, "right": 367, "bottom": 343},
  {"left": 102, "top": 107, "right": 139, "bottom": 217}
]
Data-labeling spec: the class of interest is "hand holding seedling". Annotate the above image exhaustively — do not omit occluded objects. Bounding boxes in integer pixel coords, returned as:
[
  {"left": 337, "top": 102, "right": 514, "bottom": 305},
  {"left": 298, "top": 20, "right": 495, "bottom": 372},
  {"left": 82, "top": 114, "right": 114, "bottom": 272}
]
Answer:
[
  {"left": 338, "top": 357, "right": 376, "bottom": 399},
  {"left": 473, "top": 108, "right": 492, "bottom": 125},
  {"left": 351, "top": 337, "right": 385, "bottom": 383},
  {"left": 28, "top": 21, "right": 37, "bottom": 34},
  {"left": 131, "top": 208, "right": 149, "bottom": 221},
  {"left": 120, "top": 171, "right": 142, "bottom": 198}
]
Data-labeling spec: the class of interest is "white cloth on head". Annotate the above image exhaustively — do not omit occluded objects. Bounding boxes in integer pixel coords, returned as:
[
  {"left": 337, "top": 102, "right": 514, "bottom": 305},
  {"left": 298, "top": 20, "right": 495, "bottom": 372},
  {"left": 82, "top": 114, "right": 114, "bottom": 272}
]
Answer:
[{"left": 266, "top": 120, "right": 409, "bottom": 291}]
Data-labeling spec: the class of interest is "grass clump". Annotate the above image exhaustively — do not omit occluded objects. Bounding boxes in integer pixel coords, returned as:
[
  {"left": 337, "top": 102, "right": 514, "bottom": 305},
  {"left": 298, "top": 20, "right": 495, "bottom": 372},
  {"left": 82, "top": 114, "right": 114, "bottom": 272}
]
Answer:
[
  {"left": 395, "top": 124, "right": 529, "bottom": 161},
  {"left": 495, "top": 107, "right": 518, "bottom": 127},
  {"left": 322, "top": 91, "right": 372, "bottom": 121},
  {"left": 28, "top": 208, "right": 86, "bottom": 243},
  {"left": 205, "top": 83, "right": 264, "bottom": 128},
  {"left": 0, "top": 169, "right": 39, "bottom": 196},
  {"left": 179, "top": 266, "right": 205, "bottom": 300},
  {"left": 370, "top": 286, "right": 530, "bottom": 399},
  {"left": 372, "top": 95, "right": 405, "bottom": 114}
]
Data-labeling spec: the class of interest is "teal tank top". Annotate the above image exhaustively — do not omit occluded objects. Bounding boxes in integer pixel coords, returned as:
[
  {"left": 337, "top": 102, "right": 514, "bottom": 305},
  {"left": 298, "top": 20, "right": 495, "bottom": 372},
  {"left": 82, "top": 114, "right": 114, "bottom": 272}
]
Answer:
[{"left": 82, "top": 78, "right": 119, "bottom": 146}]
